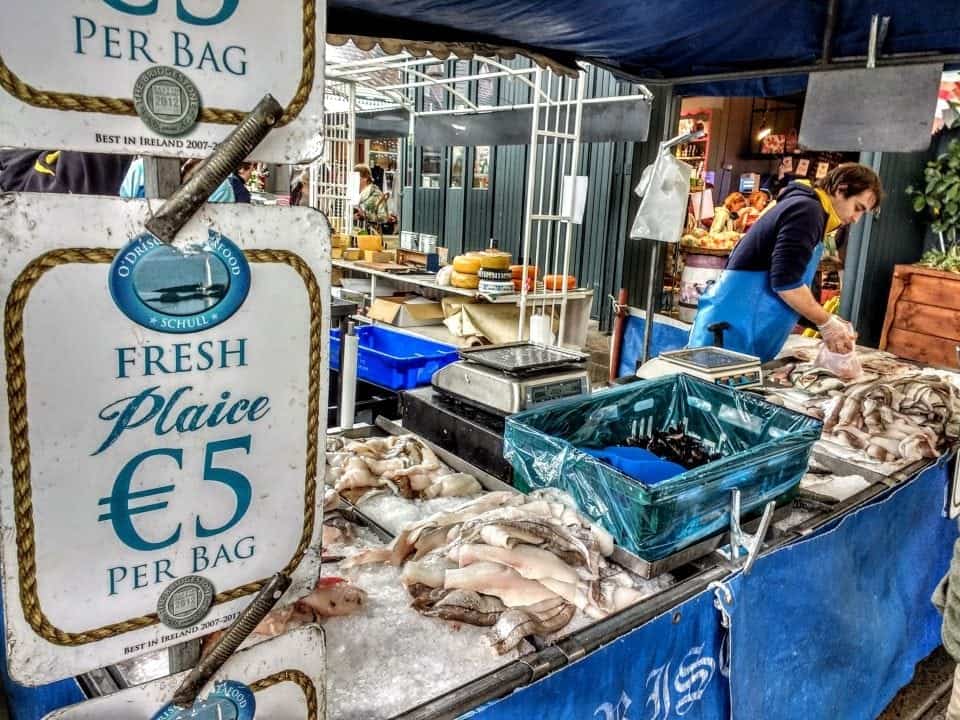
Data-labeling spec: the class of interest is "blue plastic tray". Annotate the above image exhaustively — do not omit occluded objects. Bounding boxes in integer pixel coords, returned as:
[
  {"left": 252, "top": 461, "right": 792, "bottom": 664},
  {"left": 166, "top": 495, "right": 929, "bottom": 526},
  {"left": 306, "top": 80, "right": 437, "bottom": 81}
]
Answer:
[
  {"left": 330, "top": 325, "right": 459, "bottom": 391},
  {"left": 504, "top": 374, "right": 822, "bottom": 561}
]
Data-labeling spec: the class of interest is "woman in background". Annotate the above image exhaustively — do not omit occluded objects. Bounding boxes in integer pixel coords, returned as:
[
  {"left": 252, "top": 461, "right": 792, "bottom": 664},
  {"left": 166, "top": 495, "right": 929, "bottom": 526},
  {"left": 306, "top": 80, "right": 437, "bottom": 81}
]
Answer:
[{"left": 709, "top": 192, "right": 746, "bottom": 234}]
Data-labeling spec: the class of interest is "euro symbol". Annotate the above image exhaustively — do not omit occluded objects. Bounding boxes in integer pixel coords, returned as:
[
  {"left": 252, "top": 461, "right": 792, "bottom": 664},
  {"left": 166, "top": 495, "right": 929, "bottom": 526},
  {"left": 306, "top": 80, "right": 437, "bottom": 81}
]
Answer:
[{"left": 98, "top": 448, "right": 183, "bottom": 551}]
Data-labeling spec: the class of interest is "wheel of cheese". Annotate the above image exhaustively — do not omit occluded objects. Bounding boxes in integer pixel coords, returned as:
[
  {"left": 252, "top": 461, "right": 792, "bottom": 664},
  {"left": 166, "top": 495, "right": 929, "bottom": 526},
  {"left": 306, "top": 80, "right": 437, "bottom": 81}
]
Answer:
[
  {"left": 510, "top": 264, "right": 538, "bottom": 280},
  {"left": 478, "top": 251, "right": 511, "bottom": 270},
  {"left": 513, "top": 276, "right": 535, "bottom": 292},
  {"left": 451, "top": 270, "right": 481, "bottom": 289},
  {"left": 544, "top": 274, "right": 576, "bottom": 291},
  {"left": 452, "top": 255, "right": 482, "bottom": 273}
]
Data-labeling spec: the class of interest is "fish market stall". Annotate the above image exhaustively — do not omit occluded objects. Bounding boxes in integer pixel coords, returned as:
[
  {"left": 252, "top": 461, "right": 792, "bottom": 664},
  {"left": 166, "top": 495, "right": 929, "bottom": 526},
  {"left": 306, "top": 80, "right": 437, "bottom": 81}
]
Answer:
[{"left": 349, "top": 339, "right": 959, "bottom": 719}]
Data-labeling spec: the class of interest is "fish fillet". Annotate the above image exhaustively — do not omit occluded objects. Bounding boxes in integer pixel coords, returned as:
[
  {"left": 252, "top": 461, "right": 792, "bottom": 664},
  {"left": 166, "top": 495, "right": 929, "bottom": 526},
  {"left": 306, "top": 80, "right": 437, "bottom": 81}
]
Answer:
[
  {"left": 452, "top": 543, "right": 579, "bottom": 585},
  {"left": 443, "top": 562, "right": 557, "bottom": 608}
]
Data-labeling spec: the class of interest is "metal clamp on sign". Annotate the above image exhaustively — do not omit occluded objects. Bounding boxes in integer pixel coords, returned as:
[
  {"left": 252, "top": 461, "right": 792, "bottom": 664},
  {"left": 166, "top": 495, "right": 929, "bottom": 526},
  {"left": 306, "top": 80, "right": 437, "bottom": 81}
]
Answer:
[{"left": 145, "top": 94, "right": 284, "bottom": 244}]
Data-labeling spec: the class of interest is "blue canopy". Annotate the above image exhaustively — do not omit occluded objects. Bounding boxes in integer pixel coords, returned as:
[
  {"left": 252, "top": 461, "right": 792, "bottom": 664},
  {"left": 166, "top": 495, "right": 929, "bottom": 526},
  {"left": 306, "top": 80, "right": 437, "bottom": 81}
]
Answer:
[{"left": 329, "top": 0, "right": 960, "bottom": 91}]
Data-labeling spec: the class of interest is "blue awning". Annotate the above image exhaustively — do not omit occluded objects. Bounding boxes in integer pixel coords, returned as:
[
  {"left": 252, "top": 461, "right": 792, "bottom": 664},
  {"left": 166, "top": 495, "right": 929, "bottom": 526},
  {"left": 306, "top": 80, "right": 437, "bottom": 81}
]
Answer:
[{"left": 328, "top": 1, "right": 960, "bottom": 94}]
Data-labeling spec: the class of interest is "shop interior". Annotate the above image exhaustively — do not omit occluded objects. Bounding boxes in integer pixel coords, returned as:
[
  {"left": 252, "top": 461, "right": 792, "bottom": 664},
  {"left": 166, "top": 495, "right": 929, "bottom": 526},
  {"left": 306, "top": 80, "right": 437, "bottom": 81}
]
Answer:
[{"left": 668, "top": 93, "right": 859, "bottom": 324}]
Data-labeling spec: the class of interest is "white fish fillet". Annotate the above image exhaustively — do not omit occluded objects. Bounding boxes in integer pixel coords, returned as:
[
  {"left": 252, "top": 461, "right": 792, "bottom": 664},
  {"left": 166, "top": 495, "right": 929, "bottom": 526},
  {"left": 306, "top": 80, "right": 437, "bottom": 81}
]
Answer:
[
  {"left": 443, "top": 562, "right": 557, "bottom": 608},
  {"left": 422, "top": 473, "right": 483, "bottom": 499},
  {"left": 402, "top": 553, "right": 455, "bottom": 588},
  {"left": 452, "top": 543, "right": 580, "bottom": 585}
]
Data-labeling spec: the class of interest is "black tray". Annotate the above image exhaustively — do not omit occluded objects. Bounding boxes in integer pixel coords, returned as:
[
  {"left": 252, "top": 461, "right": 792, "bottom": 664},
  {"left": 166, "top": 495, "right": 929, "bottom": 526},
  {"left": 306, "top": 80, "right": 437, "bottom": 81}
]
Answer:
[{"left": 458, "top": 341, "right": 588, "bottom": 375}]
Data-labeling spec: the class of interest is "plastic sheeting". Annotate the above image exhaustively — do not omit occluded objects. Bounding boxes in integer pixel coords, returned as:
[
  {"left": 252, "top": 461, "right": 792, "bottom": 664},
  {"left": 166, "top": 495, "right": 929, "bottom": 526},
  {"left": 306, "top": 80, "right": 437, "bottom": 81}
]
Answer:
[{"left": 504, "top": 375, "right": 821, "bottom": 560}]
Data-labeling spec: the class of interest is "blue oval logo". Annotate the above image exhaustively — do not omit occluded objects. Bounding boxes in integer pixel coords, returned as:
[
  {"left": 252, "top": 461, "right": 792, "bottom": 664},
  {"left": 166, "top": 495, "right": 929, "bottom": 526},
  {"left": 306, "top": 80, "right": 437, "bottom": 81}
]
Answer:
[
  {"left": 110, "top": 231, "right": 250, "bottom": 334},
  {"left": 151, "top": 680, "right": 255, "bottom": 720}
]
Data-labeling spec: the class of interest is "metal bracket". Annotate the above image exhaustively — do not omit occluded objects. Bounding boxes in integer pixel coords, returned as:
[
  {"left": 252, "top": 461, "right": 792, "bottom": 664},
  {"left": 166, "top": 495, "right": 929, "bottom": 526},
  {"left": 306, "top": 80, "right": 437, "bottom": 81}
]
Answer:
[
  {"left": 716, "top": 488, "right": 775, "bottom": 574},
  {"left": 867, "top": 15, "right": 891, "bottom": 69}
]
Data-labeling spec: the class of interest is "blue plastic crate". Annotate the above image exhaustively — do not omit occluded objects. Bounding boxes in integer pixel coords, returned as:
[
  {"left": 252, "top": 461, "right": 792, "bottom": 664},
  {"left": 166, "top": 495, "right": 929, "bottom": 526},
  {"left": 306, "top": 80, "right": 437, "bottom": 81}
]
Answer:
[
  {"left": 504, "top": 374, "right": 822, "bottom": 561},
  {"left": 330, "top": 325, "right": 459, "bottom": 391}
]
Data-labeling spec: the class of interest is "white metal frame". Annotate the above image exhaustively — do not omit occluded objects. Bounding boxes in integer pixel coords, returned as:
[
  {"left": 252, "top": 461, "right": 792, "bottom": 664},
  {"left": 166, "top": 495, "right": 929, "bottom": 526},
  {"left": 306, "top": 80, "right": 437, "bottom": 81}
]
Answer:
[
  {"left": 314, "top": 80, "right": 356, "bottom": 235},
  {"left": 517, "top": 67, "right": 587, "bottom": 347},
  {"left": 323, "top": 44, "right": 652, "bottom": 346}
]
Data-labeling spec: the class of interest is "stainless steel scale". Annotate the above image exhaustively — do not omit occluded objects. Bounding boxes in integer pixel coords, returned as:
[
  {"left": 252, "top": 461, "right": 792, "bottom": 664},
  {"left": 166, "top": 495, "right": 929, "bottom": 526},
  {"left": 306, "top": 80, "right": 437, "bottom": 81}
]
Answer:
[
  {"left": 636, "top": 346, "right": 763, "bottom": 389},
  {"left": 431, "top": 342, "right": 591, "bottom": 415}
]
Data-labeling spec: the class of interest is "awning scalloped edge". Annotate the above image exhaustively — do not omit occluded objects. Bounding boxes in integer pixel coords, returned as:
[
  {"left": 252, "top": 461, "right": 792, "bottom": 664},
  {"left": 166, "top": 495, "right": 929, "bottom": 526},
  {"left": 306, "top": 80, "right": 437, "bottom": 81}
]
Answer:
[{"left": 327, "top": 33, "right": 579, "bottom": 78}]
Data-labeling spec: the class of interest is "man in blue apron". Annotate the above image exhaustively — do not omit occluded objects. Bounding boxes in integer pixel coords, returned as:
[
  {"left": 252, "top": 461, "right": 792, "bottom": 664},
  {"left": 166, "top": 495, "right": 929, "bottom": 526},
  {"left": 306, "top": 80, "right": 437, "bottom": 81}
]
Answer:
[{"left": 689, "top": 163, "right": 883, "bottom": 361}]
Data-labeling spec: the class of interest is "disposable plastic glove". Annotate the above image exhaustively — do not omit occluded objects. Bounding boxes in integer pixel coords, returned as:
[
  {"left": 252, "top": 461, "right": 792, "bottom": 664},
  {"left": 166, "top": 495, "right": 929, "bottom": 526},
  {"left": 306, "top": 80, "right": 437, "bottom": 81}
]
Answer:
[{"left": 817, "top": 315, "right": 856, "bottom": 354}]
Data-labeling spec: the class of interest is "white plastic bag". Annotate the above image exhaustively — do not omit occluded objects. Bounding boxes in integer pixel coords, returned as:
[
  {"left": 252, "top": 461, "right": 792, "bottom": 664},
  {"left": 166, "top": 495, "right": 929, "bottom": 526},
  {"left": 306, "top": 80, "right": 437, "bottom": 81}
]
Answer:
[
  {"left": 436, "top": 265, "right": 453, "bottom": 287},
  {"left": 815, "top": 343, "right": 863, "bottom": 380},
  {"left": 629, "top": 151, "right": 693, "bottom": 243}
]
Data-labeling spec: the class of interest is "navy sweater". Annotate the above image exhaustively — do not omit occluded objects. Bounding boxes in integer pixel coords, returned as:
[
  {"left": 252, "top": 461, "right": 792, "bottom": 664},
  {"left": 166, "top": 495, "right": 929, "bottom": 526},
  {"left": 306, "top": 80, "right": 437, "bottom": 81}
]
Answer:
[{"left": 725, "top": 182, "right": 827, "bottom": 292}]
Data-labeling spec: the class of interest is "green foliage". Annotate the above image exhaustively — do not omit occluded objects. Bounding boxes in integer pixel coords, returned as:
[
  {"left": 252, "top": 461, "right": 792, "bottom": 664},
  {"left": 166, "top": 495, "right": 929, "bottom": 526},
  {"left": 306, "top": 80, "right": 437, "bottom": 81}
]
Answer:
[
  {"left": 906, "top": 139, "right": 960, "bottom": 245},
  {"left": 918, "top": 244, "right": 960, "bottom": 272}
]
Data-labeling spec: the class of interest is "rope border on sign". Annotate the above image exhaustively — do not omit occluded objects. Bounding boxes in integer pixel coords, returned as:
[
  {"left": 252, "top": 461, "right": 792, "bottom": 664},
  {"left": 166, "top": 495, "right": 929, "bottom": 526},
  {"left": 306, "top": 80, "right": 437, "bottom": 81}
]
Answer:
[
  {"left": 0, "top": 0, "right": 315, "bottom": 127},
  {"left": 251, "top": 669, "right": 320, "bottom": 719},
  {"left": 4, "top": 247, "right": 321, "bottom": 645}
]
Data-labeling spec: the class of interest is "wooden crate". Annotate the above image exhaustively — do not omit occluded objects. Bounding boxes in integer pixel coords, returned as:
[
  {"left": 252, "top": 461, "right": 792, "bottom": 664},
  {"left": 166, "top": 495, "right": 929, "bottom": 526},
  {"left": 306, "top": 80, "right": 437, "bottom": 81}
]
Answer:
[{"left": 879, "top": 264, "right": 960, "bottom": 369}]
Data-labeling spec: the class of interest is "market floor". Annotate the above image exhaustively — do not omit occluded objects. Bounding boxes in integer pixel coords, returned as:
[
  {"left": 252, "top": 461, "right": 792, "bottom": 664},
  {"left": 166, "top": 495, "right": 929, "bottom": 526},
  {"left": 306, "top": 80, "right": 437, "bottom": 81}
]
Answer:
[{"left": 878, "top": 647, "right": 955, "bottom": 719}]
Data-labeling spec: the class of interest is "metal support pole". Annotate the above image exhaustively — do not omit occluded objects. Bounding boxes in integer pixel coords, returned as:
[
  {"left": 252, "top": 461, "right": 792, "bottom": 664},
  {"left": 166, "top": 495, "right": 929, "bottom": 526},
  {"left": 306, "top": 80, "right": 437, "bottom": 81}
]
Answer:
[
  {"left": 641, "top": 241, "right": 662, "bottom": 365},
  {"left": 557, "top": 71, "right": 587, "bottom": 347},
  {"left": 517, "top": 67, "right": 543, "bottom": 341}
]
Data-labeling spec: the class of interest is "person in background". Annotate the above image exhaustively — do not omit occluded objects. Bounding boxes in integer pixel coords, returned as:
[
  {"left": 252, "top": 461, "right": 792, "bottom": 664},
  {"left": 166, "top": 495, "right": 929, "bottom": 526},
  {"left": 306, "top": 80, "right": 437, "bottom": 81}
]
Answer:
[
  {"left": 119, "top": 158, "right": 246, "bottom": 202},
  {"left": 1, "top": 149, "right": 131, "bottom": 195},
  {"left": 227, "top": 162, "right": 253, "bottom": 203},
  {"left": 688, "top": 163, "right": 882, "bottom": 362},
  {"left": 737, "top": 189, "right": 772, "bottom": 233},
  {"left": 353, "top": 163, "right": 387, "bottom": 230},
  {"left": 709, "top": 192, "right": 746, "bottom": 234}
]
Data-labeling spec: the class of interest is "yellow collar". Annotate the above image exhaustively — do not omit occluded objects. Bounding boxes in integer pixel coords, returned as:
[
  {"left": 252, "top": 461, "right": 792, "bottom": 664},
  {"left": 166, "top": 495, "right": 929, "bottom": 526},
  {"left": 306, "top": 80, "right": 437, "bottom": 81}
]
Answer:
[{"left": 796, "top": 180, "right": 842, "bottom": 235}]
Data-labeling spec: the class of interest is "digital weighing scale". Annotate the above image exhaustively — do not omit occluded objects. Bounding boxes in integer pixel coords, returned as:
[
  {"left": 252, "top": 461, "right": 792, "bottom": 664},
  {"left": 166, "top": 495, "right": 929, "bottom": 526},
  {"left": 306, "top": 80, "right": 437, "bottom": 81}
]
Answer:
[
  {"left": 636, "top": 346, "right": 763, "bottom": 389},
  {"left": 431, "top": 342, "right": 591, "bottom": 416}
]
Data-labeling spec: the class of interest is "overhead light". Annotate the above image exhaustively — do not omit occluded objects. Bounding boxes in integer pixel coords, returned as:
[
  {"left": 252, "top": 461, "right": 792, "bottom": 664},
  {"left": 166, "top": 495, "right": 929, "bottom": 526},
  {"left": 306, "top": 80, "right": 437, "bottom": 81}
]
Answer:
[{"left": 757, "top": 126, "right": 772, "bottom": 141}]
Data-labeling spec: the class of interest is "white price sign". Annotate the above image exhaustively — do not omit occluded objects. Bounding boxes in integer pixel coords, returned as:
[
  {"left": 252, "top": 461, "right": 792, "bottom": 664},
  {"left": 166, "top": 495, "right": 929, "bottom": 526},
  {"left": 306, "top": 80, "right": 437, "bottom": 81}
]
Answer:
[
  {"left": 0, "top": 194, "right": 329, "bottom": 684},
  {"left": 0, "top": 0, "right": 325, "bottom": 162},
  {"left": 44, "top": 625, "right": 327, "bottom": 719}
]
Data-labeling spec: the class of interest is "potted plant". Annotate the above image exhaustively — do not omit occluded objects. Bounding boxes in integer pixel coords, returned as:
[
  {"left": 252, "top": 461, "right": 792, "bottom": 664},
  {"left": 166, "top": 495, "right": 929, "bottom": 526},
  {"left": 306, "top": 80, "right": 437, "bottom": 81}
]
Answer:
[
  {"left": 879, "top": 139, "right": 960, "bottom": 366},
  {"left": 906, "top": 138, "right": 960, "bottom": 271}
]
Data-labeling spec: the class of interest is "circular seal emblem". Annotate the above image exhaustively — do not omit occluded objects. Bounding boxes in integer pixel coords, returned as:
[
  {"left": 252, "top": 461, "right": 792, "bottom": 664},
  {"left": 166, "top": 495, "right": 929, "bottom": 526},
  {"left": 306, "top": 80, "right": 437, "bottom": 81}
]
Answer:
[
  {"left": 109, "top": 231, "right": 251, "bottom": 334},
  {"left": 157, "top": 575, "right": 215, "bottom": 630},
  {"left": 152, "top": 680, "right": 256, "bottom": 720},
  {"left": 133, "top": 65, "right": 201, "bottom": 136}
]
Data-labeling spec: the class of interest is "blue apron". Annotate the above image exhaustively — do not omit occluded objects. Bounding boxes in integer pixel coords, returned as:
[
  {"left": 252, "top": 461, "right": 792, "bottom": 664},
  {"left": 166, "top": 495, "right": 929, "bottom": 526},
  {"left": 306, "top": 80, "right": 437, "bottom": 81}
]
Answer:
[{"left": 687, "top": 242, "right": 823, "bottom": 362}]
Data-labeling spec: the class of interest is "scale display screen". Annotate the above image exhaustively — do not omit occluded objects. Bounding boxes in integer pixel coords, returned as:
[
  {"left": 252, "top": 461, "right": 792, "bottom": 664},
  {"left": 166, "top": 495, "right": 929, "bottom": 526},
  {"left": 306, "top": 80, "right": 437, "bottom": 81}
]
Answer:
[
  {"left": 663, "top": 347, "right": 756, "bottom": 370},
  {"left": 527, "top": 378, "right": 586, "bottom": 405}
]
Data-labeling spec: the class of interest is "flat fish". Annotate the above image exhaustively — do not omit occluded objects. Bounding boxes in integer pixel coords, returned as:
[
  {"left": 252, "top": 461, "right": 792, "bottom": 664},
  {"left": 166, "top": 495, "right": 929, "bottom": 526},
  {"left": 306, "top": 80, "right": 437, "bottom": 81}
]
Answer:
[
  {"left": 298, "top": 576, "right": 367, "bottom": 617},
  {"left": 422, "top": 589, "right": 507, "bottom": 627},
  {"left": 489, "top": 598, "right": 576, "bottom": 654}
]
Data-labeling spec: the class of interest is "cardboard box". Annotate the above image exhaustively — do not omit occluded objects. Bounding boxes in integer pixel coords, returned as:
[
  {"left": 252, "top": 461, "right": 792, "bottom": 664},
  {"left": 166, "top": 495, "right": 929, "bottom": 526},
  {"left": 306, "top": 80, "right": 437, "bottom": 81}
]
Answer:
[
  {"left": 368, "top": 295, "right": 445, "bottom": 327},
  {"left": 332, "top": 247, "right": 344, "bottom": 259},
  {"left": 363, "top": 250, "right": 394, "bottom": 263},
  {"left": 343, "top": 248, "right": 363, "bottom": 261}
]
